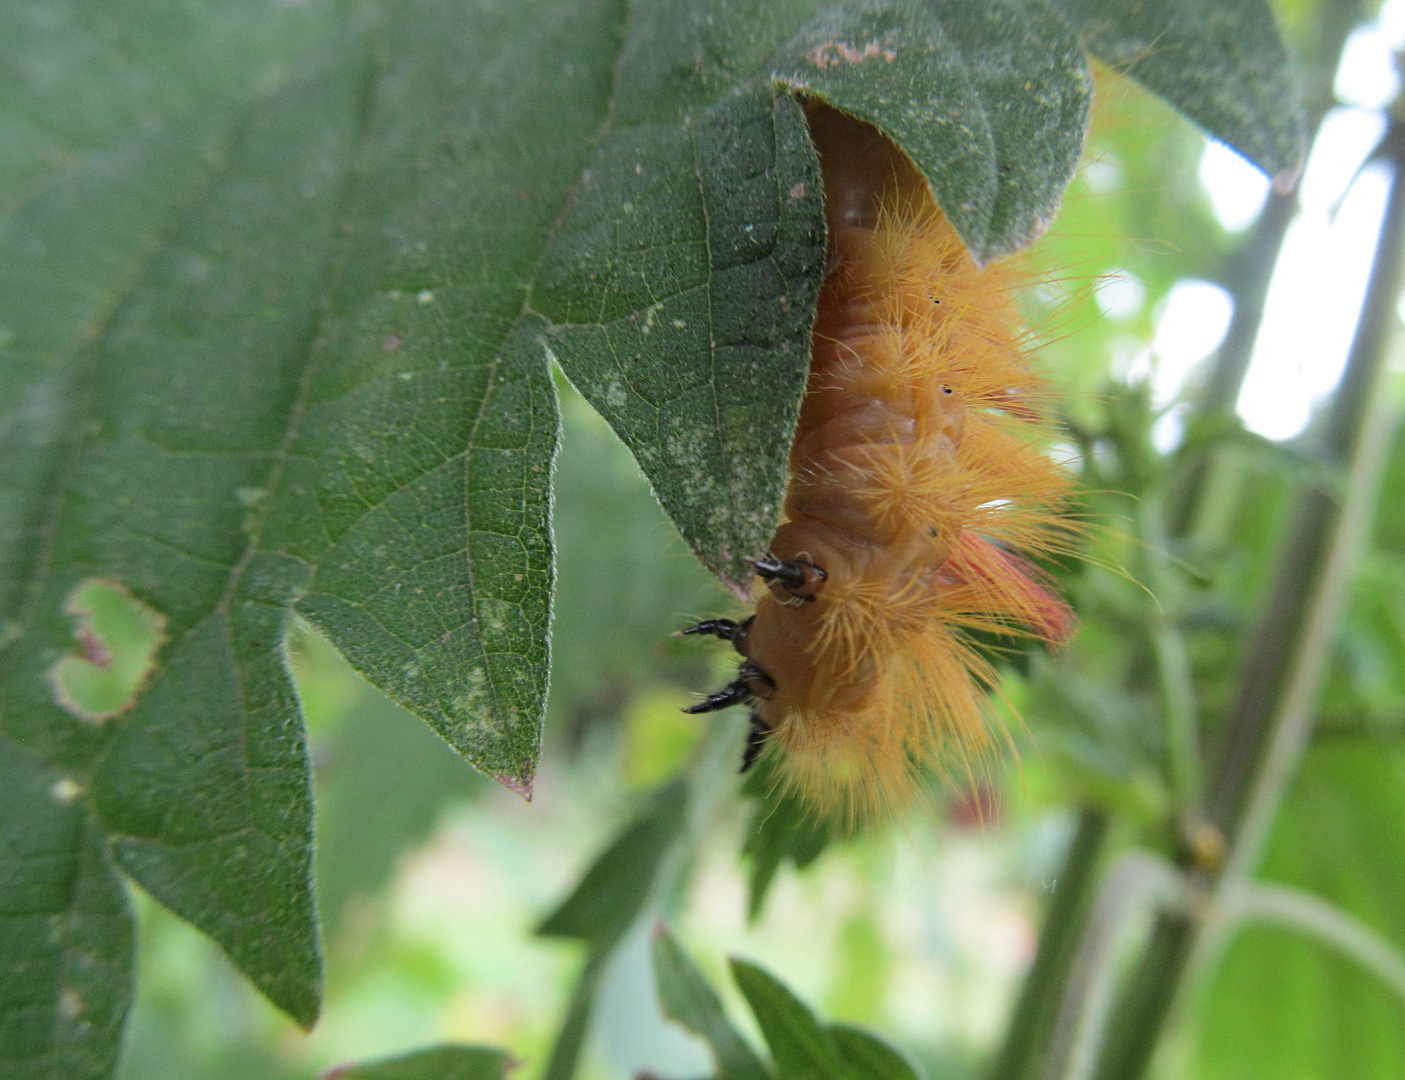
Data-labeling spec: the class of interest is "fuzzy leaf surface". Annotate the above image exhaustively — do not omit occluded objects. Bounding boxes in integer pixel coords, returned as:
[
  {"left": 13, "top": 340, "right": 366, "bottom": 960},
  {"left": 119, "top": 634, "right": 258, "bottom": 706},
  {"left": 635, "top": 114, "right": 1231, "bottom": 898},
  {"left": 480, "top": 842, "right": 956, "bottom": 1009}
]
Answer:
[
  {"left": 0, "top": 0, "right": 356, "bottom": 1045},
  {"left": 1, "top": 0, "right": 624, "bottom": 1040},
  {"left": 0, "top": 743, "right": 132, "bottom": 1080},
  {"left": 1050, "top": 0, "right": 1305, "bottom": 177}
]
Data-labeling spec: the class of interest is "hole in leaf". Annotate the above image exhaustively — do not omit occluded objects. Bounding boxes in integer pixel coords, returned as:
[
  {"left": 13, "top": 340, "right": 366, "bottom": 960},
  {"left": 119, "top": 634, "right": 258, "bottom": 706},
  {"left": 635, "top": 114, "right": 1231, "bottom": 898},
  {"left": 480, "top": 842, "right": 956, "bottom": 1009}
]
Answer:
[{"left": 49, "top": 579, "right": 167, "bottom": 722}]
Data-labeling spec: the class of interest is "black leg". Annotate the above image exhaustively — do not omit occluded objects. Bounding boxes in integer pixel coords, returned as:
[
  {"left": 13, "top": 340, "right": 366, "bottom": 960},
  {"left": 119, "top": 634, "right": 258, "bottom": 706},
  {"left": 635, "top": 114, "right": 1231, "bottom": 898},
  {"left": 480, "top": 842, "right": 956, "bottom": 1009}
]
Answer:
[
  {"left": 752, "top": 555, "right": 826, "bottom": 596},
  {"left": 682, "top": 675, "right": 753, "bottom": 715},
  {"left": 679, "top": 615, "right": 753, "bottom": 654},
  {"left": 682, "top": 658, "right": 775, "bottom": 716},
  {"left": 739, "top": 710, "right": 772, "bottom": 773},
  {"left": 739, "top": 659, "right": 775, "bottom": 692}
]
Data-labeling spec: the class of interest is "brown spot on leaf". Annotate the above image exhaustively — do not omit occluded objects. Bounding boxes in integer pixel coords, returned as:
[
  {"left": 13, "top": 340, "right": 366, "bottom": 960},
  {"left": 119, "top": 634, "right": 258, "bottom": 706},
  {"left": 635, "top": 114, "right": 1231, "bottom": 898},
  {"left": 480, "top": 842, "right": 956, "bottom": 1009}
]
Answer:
[{"left": 808, "top": 40, "right": 897, "bottom": 69}]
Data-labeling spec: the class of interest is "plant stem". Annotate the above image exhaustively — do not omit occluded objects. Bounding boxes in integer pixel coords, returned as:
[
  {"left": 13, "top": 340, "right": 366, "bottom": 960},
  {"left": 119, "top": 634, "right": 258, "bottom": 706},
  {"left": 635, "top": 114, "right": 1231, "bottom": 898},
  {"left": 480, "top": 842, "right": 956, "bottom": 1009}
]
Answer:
[
  {"left": 988, "top": 809, "right": 1111, "bottom": 1080},
  {"left": 1139, "top": 500, "right": 1203, "bottom": 818},
  {"left": 1091, "top": 108, "right": 1405, "bottom": 1080},
  {"left": 1043, "top": 852, "right": 1189, "bottom": 1080},
  {"left": 1166, "top": 0, "right": 1368, "bottom": 539}
]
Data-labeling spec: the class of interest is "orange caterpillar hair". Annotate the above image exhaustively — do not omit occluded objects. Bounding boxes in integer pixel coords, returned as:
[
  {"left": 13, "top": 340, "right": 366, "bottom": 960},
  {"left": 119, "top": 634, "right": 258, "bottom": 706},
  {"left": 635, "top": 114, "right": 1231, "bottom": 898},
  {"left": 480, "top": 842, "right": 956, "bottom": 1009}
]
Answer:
[{"left": 682, "top": 103, "right": 1075, "bottom": 822}]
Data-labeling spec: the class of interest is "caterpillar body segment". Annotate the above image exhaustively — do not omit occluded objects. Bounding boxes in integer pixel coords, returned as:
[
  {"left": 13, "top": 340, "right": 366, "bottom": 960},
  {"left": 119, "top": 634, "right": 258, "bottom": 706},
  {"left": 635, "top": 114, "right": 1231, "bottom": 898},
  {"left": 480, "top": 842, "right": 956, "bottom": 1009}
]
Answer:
[{"left": 685, "top": 103, "right": 1075, "bottom": 822}]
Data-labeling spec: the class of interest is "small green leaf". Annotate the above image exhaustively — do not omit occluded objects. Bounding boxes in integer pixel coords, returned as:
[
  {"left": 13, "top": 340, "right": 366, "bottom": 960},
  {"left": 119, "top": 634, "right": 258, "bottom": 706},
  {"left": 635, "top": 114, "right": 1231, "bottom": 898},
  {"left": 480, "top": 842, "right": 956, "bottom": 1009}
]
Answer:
[
  {"left": 1050, "top": 0, "right": 1306, "bottom": 178},
  {"left": 537, "top": 779, "right": 689, "bottom": 951},
  {"left": 652, "top": 926, "right": 772, "bottom": 1080},
  {"left": 742, "top": 756, "right": 835, "bottom": 921},
  {"left": 323, "top": 1044, "right": 514, "bottom": 1080},
  {"left": 731, "top": 959, "right": 844, "bottom": 1080},
  {"left": 0, "top": 742, "right": 133, "bottom": 1080},
  {"left": 829, "top": 1024, "right": 923, "bottom": 1080}
]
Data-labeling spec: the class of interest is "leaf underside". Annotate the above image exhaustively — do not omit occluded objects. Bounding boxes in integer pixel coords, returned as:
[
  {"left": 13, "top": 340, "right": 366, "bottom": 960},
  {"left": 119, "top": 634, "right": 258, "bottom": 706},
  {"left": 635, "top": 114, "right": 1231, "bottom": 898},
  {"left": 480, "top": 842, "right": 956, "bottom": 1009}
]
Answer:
[{"left": 0, "top": 0, "right": 1304, "bottom": 1070}]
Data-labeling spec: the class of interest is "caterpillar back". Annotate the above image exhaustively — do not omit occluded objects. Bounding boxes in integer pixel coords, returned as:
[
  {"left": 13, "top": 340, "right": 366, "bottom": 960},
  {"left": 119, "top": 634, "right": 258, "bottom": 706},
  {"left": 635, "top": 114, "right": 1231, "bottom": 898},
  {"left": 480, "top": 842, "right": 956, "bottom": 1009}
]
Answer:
[{"left": 682, "top": 102, "right": 1075, "bottom": 824}]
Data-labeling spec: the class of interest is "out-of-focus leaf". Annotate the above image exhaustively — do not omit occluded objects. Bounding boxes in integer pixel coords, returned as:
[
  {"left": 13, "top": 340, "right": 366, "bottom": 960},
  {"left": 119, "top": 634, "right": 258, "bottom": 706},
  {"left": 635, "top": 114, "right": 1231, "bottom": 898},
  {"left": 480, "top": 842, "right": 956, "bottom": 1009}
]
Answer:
[
  {"left": 0, "top": 741, "right": 133, "bottom": 1080},
  {"left": 830, "top": 1024, "right": 923, "bottom": 1080},
  {"left": 323, "top": 1045, "right": 513, "bottom": 1080},
  {"left": 306, "top": 656, "right": 485, "bottom": 936},
  {"left": 537, "top": 780, "right": 689, "bottom": 951},
  {"left": 1321, "top": 554, "right": 1405, "bottom": 738},
  {"left": 740, "top": 755, "right": 834, "bottom": 921},
  {"left": 1197, "top": 743, "right": 1405, "bottom": 1078},
  {"left": 731, "top": 959, "right": 844, "bottom": 1080},
  {"left": 1049, "top": 0, "right": 1305, "bottom": 178},
  {"left": 652, "top": 926, "right": 772, "bottom": 1080},
  {"left": 548, "top": 388, "right": 728, "bottom": 730}
]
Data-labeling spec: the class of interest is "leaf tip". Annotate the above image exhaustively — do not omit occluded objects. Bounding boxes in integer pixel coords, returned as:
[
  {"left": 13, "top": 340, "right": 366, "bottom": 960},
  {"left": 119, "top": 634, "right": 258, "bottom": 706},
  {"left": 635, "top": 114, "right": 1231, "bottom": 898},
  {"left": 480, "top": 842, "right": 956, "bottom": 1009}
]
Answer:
[{"left": 493, "top": 770, "right": 534, "bottom": 801}]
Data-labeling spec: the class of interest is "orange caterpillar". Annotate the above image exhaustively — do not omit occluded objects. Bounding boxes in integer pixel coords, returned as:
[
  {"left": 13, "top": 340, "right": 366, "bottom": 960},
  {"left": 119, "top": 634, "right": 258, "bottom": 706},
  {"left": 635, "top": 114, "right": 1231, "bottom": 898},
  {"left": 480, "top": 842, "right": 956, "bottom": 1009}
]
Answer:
[{"left": 681, "top": 103, "right": 1076, "bottom": 821}]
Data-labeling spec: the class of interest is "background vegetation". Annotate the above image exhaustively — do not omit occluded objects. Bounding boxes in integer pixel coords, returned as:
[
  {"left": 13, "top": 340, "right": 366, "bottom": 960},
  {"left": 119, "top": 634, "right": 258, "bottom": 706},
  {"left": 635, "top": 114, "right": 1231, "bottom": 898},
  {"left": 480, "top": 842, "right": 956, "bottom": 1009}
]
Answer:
[{"left": 7, "top": 1, "right": 1405, "bottom": 1079}]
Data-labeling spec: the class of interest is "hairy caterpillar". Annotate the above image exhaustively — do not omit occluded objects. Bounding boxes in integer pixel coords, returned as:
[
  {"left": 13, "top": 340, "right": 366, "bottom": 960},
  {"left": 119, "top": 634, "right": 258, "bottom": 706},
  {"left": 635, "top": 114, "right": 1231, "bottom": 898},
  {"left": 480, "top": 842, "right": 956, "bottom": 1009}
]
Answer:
[{"left": 681, "top": 102, "right": 1076, "bottom": 822}]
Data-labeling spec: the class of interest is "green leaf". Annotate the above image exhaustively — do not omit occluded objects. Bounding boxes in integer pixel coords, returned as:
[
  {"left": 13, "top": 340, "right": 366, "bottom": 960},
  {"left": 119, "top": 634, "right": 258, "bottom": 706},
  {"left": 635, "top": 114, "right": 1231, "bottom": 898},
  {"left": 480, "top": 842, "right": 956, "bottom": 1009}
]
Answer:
[
  {"left": 1049, "top": 0, "right": 1306, "bottom": 178},
  {"left": 0, "top": 741, "right": 133, "bottom": 1080},
  {"left": 652, "top": 926, "right": 772, "bottom": 1080},
  {"left": 537, "top": 86, "right": 824, "bottom": 590},
  {"left": 1, "top": 4, "right": 365, "bottom": 1032},
  {"left": 741, "top": 756, "right": 835, "bottom": 921},
  {"left": 829, "top": 1025, "right": 923, "bottom": 1080},
  {"left": 537, "top": 779, "right": 689, "bottom": 951},
  {"left": 731, "top": 959, "right": 844, "bottom": 1080},
  {"left": 323, "top": 1044, "right": 514, "bottom": 1080},
  {"left": 3, "top": 0, "right": 623, "bottom": 1040},
  {"left": 291, "top": 0, "right": 629, "bottom": 792}
]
